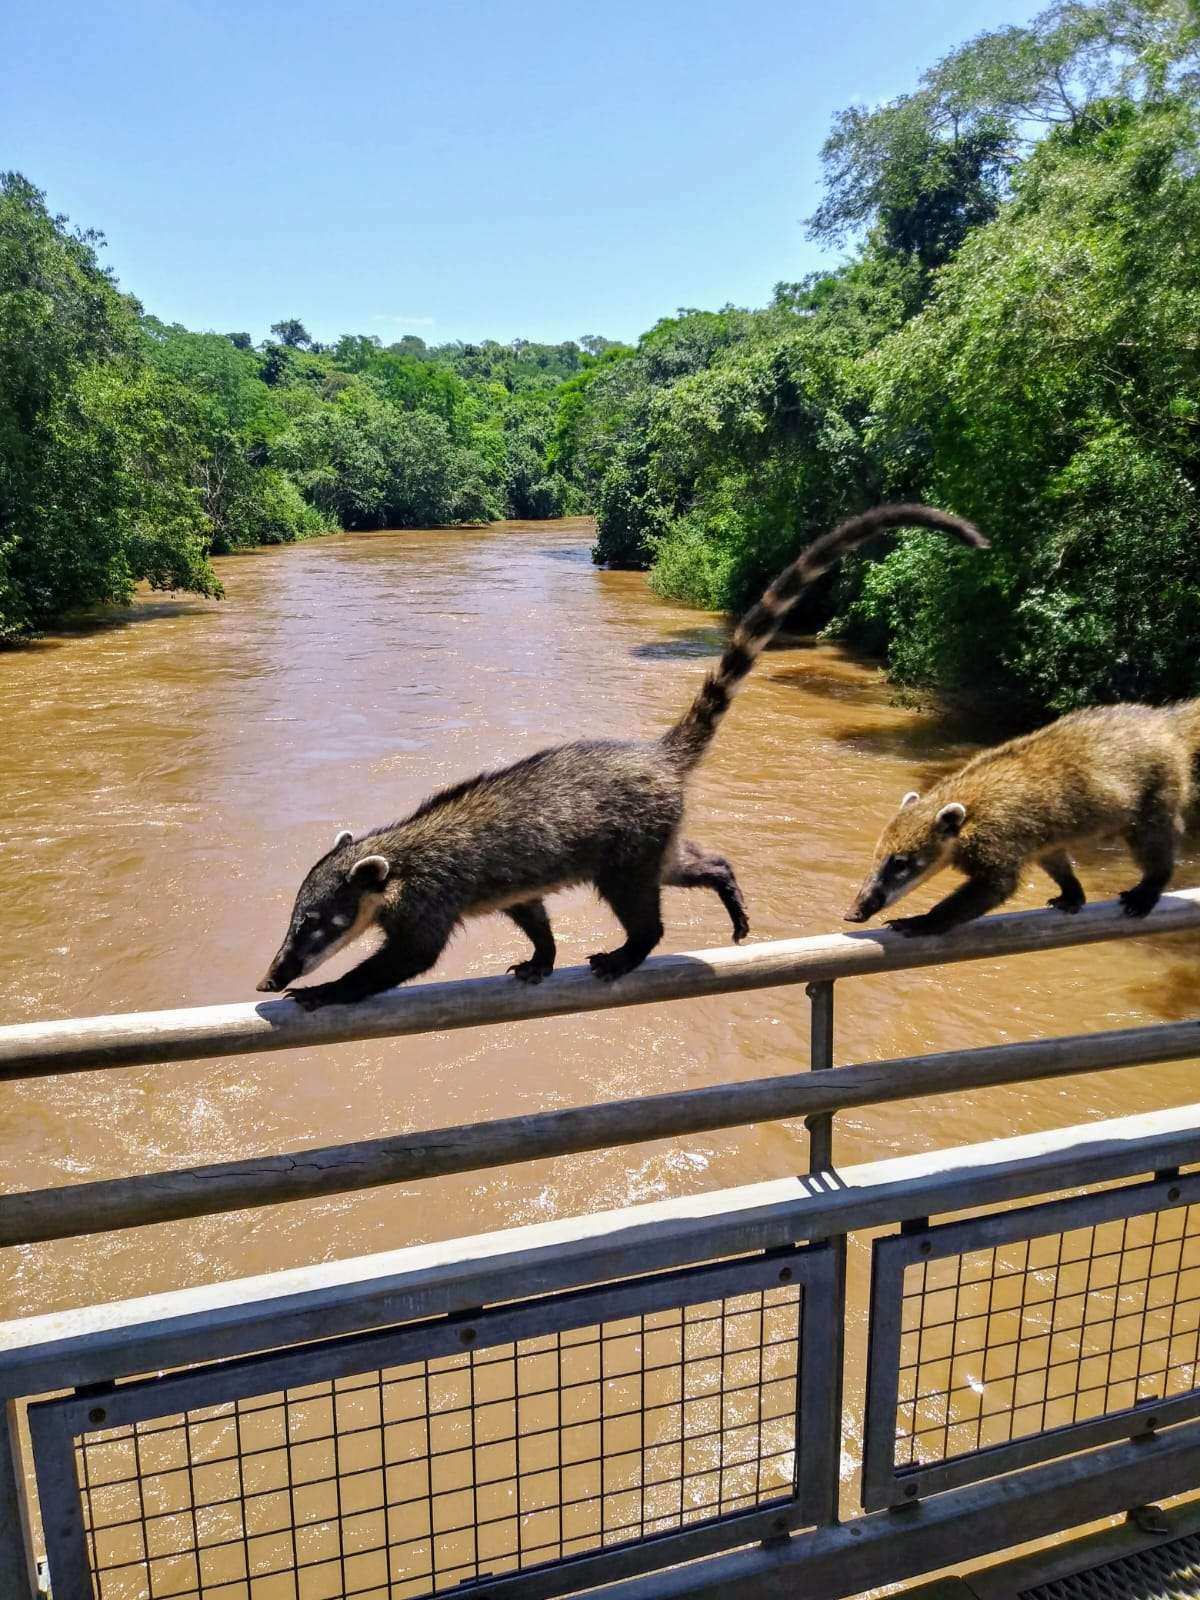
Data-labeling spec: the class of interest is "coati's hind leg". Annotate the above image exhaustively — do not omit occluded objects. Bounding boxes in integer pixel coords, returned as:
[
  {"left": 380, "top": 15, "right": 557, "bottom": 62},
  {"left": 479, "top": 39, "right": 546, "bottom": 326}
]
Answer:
[
  {"left": 1040, "top": 849, "right": 1086, "bottom": 914},
  {"left": 663, "top": 840, "right": 750, "bottom": 942},
  {"left": 590, "top": 871, "right": 665, "bottom": 981},
  {"left": 1120, "top": 787, "right": 1179, "bottom": 917},
  {"left": 506, "top": 899, "right": 556, "bottom": 984}
]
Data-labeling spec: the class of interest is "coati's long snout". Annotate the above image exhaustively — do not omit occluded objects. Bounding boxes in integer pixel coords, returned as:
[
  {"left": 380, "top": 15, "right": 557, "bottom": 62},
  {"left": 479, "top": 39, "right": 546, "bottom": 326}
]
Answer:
[
  {"left": 258, "top": 836, "right": 389, "bottom": 992},
  {"left": 845, "top": 791, "right": 961, "bottom": 923},
  {"left": 263, "top": 506, "right": 987, "bottom": 1009}
]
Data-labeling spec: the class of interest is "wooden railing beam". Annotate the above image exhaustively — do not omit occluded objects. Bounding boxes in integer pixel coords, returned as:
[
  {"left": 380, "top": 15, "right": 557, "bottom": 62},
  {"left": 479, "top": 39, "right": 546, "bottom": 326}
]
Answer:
[
  {"left": 2, "top": 890, "right": 1199, "bottom": 1082},
  {"left": 5, "top": 1016, "right": 1200, "bottom": 1247}
]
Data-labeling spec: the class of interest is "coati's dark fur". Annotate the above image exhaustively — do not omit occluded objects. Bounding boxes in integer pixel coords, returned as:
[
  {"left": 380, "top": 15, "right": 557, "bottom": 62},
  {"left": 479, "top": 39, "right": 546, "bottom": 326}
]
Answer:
[
  {"left": 846, "top": 700, "right": 1200, "bottom": 938},
  {"left": 260, "top": 505, "right": 986, "bottom": 1008}
]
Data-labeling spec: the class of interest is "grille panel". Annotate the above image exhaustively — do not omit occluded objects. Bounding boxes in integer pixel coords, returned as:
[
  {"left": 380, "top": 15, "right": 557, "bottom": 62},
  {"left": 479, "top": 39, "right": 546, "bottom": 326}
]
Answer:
[
  {"left": 895, "top": 1202, "right": 1200, "bottom": 1471},
  {"left": 30, "top": 1253, "right": 826, "bottom": 1600},
  {"left": 861, "top": 1175, "right": 1200, "bottom": 1509}
]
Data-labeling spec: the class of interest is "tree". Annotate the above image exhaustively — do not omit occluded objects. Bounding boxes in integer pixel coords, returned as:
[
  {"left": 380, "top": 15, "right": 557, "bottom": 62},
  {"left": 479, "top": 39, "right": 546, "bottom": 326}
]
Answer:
[
  {"left": 853, "top": 98, "right": 1200, "bottom": 711},
  {"left": 807, "top": 1, "right": 1198, "bottom": 257},
  {"left": 269, "top": 318, "right": 312, "bottom": 349},
  {"left": 0, "top": 173, "right": 218, "bottom": 637}
]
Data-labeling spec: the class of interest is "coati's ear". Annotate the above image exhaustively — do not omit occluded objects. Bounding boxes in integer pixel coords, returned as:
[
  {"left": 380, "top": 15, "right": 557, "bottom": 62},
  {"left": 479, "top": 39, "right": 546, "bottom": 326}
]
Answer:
[
  {"left": 350, "top": 854, "right": 390, "bottom": 884},
  {"left": 900, "top": 791, "right": 920, "bottom": 809},
  {"left": 935, "top": 802, "right": 967, "bottom": 837},
  {"left": 333, "top": 830, "right": 353, "bottom": 849}
]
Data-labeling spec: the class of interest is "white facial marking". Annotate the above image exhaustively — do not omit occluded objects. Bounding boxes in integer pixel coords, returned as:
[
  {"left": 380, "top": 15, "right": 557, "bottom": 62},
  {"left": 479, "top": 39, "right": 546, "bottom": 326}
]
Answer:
[{"left": 296, "top": 892, "right": 385, "bottom": 976}]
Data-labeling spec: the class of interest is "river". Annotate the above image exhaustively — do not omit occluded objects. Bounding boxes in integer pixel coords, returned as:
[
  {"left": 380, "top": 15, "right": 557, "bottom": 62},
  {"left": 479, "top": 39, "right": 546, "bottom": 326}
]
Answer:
[{"left": 3, "top": 515, "right": 1199, "bottom": 1334}]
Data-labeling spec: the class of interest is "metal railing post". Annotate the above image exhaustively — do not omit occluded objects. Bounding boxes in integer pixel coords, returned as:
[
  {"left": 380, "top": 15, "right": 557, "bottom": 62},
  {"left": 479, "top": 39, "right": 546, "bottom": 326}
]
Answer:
[
  {"left": 801, "top": 980, "right": 847, "bottom": 1527},
  {"left": 805, "top": 981, "right": 835, "bottom": 1172},
  {"left": 0, "top": 1402, "right": 39, "bottom": 1599}
]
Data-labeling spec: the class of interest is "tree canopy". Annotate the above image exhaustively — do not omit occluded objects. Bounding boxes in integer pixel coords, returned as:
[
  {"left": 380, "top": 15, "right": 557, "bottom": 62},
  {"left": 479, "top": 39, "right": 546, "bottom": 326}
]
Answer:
[
  {"left": 0, "top": 173, "right": 611, "bottom": 638},
  {"left": 566, "top": 0, "right": 1200, "bottom": 718}
]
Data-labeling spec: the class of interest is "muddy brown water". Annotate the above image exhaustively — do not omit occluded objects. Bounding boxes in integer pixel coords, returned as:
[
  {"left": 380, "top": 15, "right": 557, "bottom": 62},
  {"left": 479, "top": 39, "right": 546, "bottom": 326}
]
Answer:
[{"left": 3, "top": 516, "right": 1200, "bottom": 1501}]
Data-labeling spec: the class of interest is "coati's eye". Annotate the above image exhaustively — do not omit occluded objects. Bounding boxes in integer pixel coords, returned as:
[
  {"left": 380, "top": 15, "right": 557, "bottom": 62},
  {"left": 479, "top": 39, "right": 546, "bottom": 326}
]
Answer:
[{"left": 890, "top": 855, "right": 912, "bottom": 876}]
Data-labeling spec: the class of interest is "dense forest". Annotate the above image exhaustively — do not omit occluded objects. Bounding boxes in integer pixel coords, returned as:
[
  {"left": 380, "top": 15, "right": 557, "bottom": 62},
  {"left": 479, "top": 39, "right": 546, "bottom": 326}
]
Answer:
[
  {"left": 3, "top": 0, "right": 1199, "bottom": 719},
  {"left": 0, "top": 176, "right": 619, "bottom": 639}
]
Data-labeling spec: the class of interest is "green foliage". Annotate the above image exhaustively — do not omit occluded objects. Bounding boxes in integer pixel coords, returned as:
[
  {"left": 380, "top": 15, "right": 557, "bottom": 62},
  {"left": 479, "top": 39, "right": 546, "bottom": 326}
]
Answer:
[
  {"left": 0, "top": 173, "right": 218, "bottom": 638},
  {"left": 273, "top": 385, "right": 501, "bottom": 529},
  {"left": 855, "top": 95, "right": 1200, "bottom": 711},
  {"left": 270, "top": 318, "right": 313, "bottom": 349},
  {"left": 572, "top": 1, "right": 1200, "bottom": 718},
  {"left": 1, "top": 176, "right": 605, "bottom": 636}
]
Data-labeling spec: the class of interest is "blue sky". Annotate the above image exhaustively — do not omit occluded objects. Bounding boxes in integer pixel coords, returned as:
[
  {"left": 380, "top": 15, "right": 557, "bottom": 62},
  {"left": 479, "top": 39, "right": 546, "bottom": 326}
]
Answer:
[{"left": 5, "top": 0, "right": 1040, "bottom": 346}]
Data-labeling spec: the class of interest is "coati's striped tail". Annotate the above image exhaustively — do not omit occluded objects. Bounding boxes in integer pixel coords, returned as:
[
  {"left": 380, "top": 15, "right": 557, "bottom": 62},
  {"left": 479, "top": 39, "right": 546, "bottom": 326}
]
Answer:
[{"left": 662, "top": 504, "right": 987, "bottom": 770}]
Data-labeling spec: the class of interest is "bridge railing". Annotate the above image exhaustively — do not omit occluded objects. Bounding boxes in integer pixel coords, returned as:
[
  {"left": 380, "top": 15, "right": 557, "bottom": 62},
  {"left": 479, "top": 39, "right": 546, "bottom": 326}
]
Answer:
[{"left": 4, "top": 891, "right": 1200, "bottom": 1600}]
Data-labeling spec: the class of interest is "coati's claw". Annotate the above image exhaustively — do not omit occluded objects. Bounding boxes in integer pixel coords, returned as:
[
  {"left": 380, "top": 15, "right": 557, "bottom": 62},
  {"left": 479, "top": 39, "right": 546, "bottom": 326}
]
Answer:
[
  {"left": 1120, "top": 885, "right": 1161, "bottom": 918},
  {"left": 1047, "top": 892, "right": 1085, "bottom": 913},
  {"left": 508, "top": 959, "right": 553, "bottom": 984},
  {"left": 284, "top": 983, "right": 342, "bottom": 1011},
  {"left": 886, "top": 914, "right": 939, "bottom": 938},
  {"left": 588, "top": 950, "right": 635, "bottom": 981}
]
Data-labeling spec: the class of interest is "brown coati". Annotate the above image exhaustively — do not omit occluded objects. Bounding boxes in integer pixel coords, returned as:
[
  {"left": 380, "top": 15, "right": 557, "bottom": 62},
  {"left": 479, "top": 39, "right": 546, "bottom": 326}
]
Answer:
[
  {"left": 846, "top": 701, "right": 1200, "bottom": 938},
  {"left": 259, "top": 505, "right": 986, "bottom": 1008}
]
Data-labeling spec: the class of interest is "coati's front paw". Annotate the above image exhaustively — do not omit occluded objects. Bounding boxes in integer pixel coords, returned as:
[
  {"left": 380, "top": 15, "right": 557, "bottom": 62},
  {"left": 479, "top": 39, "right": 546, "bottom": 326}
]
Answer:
[
  {"left": 588, "top": 949, "right": 639, "bottom": 982},
  {"left": 886, "top": 913, "right": 942, "bottom": 938},
  {"left": 731, "top": 914, "right": 750, "bottom": 943},
  {"left": 284, "top": 982, "right": 346, "bottom": 1011},
  {"left": 1120, "top": 884, "right": 1161, "bottom": 918},
  {"left": 1047, "top": 891, "right": 1085, "bottom": 914},
  {"left": 508, "top": 958, "right": 554, "bottom": 984}
]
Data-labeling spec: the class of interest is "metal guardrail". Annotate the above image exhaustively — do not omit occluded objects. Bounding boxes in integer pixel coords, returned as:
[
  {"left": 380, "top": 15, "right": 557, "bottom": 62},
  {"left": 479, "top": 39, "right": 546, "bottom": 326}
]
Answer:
[{"left": 4, "top": 891, "right": 1200, "bottom": 1600}]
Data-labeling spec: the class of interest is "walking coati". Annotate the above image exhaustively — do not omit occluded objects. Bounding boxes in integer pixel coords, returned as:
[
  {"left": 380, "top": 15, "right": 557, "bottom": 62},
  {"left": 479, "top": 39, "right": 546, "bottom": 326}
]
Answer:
[
  {"left": 259, "top": 504, "right": 986, "bottom": 1009},
  {"left": 846, "top": 700, "right": 1200, "bottom": 938}
]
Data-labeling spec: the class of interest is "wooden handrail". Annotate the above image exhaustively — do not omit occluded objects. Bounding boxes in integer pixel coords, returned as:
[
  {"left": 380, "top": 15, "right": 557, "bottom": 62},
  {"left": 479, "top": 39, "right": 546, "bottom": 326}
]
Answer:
[
  {"left": 5, "top": 1016, "right": 1200, "bottom": 1246},
  {"left": 2, "top": 890, "right": 1200, "bottom": 1081}
]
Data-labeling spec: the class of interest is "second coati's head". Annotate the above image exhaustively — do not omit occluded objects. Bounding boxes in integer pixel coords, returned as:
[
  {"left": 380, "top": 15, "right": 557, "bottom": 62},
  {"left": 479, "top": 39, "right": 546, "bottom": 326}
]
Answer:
[
  {"left": 257, "top": 831, "right": 390, "bottom": 992},
  {"left": 844, "top": 791, "right": 966, "bottom": 923}
]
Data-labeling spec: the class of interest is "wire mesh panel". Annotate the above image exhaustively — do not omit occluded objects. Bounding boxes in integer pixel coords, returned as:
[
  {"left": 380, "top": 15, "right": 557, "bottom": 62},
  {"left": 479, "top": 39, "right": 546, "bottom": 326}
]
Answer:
[
  {"left": 31, "top": 1248, "right": 835, "bottom": 1600},
  {"left": 861, "top": 1173, "right": 1200, "bottom": 1509}
]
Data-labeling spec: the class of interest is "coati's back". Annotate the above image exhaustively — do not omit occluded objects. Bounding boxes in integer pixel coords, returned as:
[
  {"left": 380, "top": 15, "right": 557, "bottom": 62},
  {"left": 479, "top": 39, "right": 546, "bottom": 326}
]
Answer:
[
  {"left": 367, "top": 738, "right": 687, "bottom": 910},
  {"left": 923, "top": 704, "right": 1190, "bottom": 847}
]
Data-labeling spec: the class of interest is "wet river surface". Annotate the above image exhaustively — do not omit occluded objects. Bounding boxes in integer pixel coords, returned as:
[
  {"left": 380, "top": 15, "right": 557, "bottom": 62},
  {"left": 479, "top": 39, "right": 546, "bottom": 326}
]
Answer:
[{"left": 3, "top": 515, "right": 1199, "bottom": 1353}]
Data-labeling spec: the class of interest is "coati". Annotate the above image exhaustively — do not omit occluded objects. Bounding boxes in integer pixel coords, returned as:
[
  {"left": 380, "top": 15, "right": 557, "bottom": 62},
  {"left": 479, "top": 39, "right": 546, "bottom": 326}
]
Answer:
[
  {"left": 259, "top": 504, "right": 985, "bottom": 1009},
  {"left": 846, "top": 700, "right": 1200, "bottom": 938}
]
